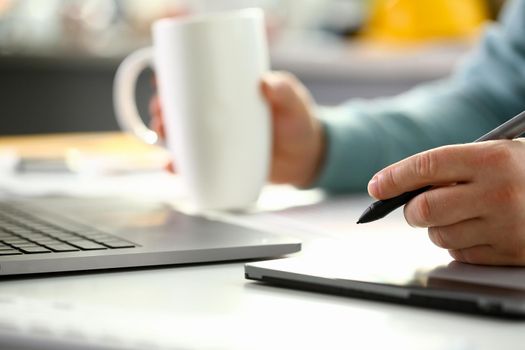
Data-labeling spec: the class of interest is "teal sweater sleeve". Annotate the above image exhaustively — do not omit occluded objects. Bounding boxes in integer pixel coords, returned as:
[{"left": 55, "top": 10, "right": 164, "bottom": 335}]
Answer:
[{"left": 314, "top": 0, "right": 525, "bottom": 193}]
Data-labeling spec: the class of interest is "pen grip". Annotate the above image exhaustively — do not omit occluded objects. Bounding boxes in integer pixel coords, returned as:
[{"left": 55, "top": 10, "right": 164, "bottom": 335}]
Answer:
[
  {"left": 373, "top": 185, "right": 433, "bottom": 218},
  {"left": 387, "top": 185, "right": 433, "bottom": 206},
  {"left": 359, "top": 109, "right": 525, "bottom": 224}
]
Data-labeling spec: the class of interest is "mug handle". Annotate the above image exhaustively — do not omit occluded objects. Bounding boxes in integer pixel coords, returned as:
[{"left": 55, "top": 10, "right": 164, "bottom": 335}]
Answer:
[{"left": 113, "top": 47, "right": 160, "bottom": 145}]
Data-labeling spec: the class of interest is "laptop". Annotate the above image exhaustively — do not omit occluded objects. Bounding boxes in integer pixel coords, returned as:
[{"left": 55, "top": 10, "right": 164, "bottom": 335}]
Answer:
[
  {"left": 0, "top": 196, "right": 301, "bottom": 276},
  {"left": 245, "top": 255, "right": 525, "bottom": 318}
]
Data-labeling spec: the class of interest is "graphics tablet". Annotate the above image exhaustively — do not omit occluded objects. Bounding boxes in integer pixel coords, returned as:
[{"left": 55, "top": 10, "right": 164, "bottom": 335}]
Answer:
[{"left": 245, "top": 256, "right": 525, "bottom": 318}]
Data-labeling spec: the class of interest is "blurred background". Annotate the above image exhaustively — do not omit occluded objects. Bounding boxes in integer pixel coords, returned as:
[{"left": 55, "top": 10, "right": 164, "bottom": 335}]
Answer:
[{"left": 0, "top": 0, "right": 506, "bottom": 135}]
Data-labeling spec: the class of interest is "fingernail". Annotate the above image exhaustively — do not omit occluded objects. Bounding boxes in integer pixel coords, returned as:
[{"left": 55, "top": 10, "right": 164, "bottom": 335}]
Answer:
[
  {"left": 261, "top": 76, "right": 275, "bottom": 93},
  {"left": 368, "top": 174, "right": 380, "bottom": 198}
]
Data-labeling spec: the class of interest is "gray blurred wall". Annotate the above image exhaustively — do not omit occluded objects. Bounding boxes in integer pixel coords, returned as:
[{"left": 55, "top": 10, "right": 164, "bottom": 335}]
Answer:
[
  {"left": 0, "top": 55, "right": 152, "bottom": 135},
  {"left": 0, "top": 53, "right": 449, "bottom": 135}
]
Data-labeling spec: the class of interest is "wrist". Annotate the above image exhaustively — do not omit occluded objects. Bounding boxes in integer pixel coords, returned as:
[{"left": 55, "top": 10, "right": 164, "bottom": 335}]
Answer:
[{"left": 293, "top": 119, "right": 326, "bottom": 188}]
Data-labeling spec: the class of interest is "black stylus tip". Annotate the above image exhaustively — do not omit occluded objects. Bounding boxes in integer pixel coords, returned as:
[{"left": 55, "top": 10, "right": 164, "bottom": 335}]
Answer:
[{"left": 356, "top": 207, "right": 374, "bottom": 224}]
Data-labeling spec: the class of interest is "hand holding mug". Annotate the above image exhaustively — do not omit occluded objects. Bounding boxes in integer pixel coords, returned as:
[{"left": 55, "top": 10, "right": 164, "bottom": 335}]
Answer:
[
  {"left": 114, "top": 9, "right": 271, "bottom": 210},
  {"left": 151, "top": 71, "right": 326, "bottom": 188}
]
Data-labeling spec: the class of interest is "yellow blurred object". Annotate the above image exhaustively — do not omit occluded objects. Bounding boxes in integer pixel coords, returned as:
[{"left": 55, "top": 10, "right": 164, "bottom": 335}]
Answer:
[
  {"left": 0, "top": 132, "right": 158, "bottom": 158},
  {"left": 362, "top": 0, "right": 489, "bottom": 43},
  {"left": 0, "top": 132, "right": 170, "bottom": 174}
]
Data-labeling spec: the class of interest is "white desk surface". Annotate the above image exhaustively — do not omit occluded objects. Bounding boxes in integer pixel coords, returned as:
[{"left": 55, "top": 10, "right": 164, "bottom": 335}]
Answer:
[{"left": 0, "top": 172, "right": 522, "bottom": 350}]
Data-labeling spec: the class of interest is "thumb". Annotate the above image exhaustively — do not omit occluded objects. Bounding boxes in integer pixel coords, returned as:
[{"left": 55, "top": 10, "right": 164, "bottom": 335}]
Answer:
[{"left": 260, "top": 72, "right": 309, "bottom": 117}]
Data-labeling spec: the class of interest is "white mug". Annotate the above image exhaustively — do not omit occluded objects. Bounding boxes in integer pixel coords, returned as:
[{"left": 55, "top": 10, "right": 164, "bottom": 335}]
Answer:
[{"left": 114, "top": 8, "right": 271, "bottom": 210}]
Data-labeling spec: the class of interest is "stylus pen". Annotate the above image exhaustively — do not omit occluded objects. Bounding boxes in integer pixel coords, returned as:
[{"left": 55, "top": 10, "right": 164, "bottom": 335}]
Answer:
[{"left": 357, "top": 109, "right": 525, "bottom": 224}]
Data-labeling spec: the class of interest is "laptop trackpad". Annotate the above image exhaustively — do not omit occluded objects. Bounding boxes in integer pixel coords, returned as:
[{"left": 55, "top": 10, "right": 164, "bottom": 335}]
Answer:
[{"left": 18, "top": 197, "right": 273, "bottom": 249}]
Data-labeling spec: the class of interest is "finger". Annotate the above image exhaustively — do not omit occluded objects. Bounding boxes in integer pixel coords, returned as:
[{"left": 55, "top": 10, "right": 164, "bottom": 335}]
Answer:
[
  {"left": 165, "top": 161, "right": 176, "bottom": 173},
  {"left": 260, "top": 72, "right": 311, "bottom": 117},
  {"left": 403, "top": 183, "right": 485, "bottom": 227},
  {"left": 151, "top": 75, "right": 157, "bottom": 89},
  {"left": 149, "top": 96, "right": 165, "bottom": 139},
  {"left": 449, "top": 245, "right": 525, "bottom": 266},
  {"left": 368, "top": 143, "right": 480, "bottom": 200},
  {"left": 426, "top": 218, "right": 490, "bottom": 250},
  {"left": 149, "top": 95, "right": 162, "bottom": 118},
  {"left": 149, "top": 116, "right": 165, "bottom": 140}
]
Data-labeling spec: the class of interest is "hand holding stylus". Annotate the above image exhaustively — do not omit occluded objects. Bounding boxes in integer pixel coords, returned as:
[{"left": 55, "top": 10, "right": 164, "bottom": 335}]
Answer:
[
  {"left": 366, "top": 139, "right": 525, "bottom": 266},
  {"left": 359, "top": 110, "right": 525, "bottom": 224}
]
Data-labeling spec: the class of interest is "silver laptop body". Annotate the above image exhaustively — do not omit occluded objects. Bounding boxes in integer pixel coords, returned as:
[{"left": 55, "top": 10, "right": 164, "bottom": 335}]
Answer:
[{"left": 0, "top": 196, "right": 300, "bottom": 276}]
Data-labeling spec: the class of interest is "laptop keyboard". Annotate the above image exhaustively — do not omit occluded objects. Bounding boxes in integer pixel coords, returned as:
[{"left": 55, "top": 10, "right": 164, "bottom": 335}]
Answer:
[{"left": 0, "top": 203, "right": 137, "bottom": 256}]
